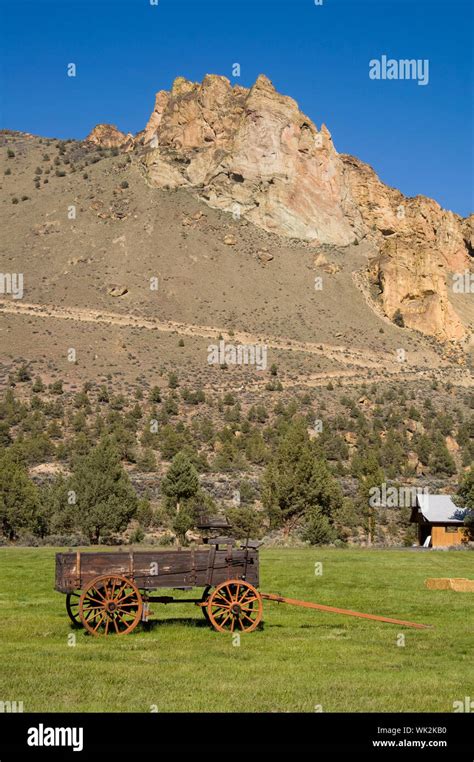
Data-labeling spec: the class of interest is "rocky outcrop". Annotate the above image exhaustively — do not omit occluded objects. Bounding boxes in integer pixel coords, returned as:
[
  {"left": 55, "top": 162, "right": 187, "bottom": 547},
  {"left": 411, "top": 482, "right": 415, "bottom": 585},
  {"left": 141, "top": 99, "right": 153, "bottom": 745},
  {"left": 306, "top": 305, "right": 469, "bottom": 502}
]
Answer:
[
  {"left": 94, "top": 74, "right": 471, "bottom": 342},
  {"left": 85, "top": 123, "right": 133, "bottom": 149},
  {"left": 342, "top": 155, "right": 470, "bottom": 341},
  {"left": 462, "top": 214, "right": 474, "bottom": 256},
  {"left": 142, "top": 74, "right": 363, "bottom": 246}
]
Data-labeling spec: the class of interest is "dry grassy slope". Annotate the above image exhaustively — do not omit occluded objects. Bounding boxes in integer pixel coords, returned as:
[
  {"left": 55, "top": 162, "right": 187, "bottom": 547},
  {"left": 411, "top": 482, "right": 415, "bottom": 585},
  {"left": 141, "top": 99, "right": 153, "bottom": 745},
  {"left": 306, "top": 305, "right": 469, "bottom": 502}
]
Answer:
[{"left": 0, "top": 133, "right": 468, "bottom": 389}]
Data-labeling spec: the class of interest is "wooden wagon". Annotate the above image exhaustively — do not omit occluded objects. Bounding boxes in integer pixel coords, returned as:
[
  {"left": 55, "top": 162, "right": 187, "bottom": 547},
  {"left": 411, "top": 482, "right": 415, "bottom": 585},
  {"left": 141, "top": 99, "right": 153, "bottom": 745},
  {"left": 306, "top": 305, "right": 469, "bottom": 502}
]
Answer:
[
  {"left": 55, "top": 538, "right": 262, "bottom": 635},
  {"left": 55, "top": 522, "right": 431, "bottom": 636}
]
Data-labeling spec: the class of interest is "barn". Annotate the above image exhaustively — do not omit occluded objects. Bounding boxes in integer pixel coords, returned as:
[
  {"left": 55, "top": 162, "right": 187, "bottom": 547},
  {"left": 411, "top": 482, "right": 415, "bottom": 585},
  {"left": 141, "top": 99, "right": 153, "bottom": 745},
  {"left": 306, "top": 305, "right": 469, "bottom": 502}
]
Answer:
[{"left": 410, "top": 494, "right": 469, "bottom": 548}]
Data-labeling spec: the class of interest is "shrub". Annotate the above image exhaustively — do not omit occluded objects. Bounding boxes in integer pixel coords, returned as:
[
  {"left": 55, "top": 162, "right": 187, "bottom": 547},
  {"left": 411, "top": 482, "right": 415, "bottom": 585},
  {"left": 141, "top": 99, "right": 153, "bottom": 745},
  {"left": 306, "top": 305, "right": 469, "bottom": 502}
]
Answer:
[
  {"left": 17, "top": 364, "right": 31, "bottom": 382},
  {"left": 50, "top": 380, "right": 64, "bottom": 395},
  {"left": 168, "top": 373, "right": 179, "bottom": 389},
  {"left": 393, "top": 309, "right": 405, "bottom": 327},
  {"left": 129, "top": 525, "right": 145, "bottom": 544},
  {"left": 302, "top": 507, "right": 337, "bottom": 545}
]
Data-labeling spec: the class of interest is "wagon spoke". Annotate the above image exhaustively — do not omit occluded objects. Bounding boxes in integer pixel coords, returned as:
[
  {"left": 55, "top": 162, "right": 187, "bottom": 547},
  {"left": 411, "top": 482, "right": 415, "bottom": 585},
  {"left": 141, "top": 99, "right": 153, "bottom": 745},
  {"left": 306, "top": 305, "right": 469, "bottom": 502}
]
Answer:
[
  {"left": 219, "top": 612, "right": 232, "bottom": 629},
  {"left": 115, "top": 611, "right": 133, "bottom": 628},
  {"left": 213, "top": 593, "right": 231, "bottom": 606},
  {"left": 115, "top": 591, "right": 136, "bottom": 604},
  {"left": 92, "top": 614, "right": 104, "bottom": 633},
  {"left": 84, "top": 596, "right": 105, "bottom": 606}
]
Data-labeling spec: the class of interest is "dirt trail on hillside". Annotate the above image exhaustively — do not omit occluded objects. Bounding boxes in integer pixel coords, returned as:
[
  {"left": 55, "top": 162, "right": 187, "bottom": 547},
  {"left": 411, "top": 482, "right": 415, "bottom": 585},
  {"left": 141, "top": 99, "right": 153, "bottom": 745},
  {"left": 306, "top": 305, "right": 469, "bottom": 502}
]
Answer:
[{"left": 1, "top": 300, "right": 466, "bottom": 391}]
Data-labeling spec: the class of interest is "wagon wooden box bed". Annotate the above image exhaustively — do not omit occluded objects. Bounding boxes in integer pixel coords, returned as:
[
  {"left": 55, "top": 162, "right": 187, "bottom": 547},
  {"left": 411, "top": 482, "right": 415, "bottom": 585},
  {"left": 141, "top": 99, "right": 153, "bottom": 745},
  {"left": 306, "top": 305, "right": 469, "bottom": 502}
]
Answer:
[{"left": 55, "top": 542, "right": 261, "bottom": 635}]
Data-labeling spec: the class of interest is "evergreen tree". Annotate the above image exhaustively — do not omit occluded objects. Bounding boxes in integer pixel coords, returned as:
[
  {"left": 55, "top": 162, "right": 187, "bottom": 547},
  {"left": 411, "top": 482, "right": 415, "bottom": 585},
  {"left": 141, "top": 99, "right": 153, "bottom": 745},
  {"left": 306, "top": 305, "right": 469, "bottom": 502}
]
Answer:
[
  {"left": 68, "top": 437, "right": 138, "bottom": 543},
  {"left": 137, "top": 448, "right": 156, "bottom": 472},
  {"left": 0, "top": 450, "right": 40, "bottom": 540},
  {"left": 430, "top": 438, "right": 456, "bottom": 476},
  {"left": 262, "top": 420, "right": 343, "bottom": 533},
  {"left": 302, "top": 506, "right": 337, "bottom": 545},
  {"left": 39, "top": 475, "right": 74, "bottom": 535},
  {"left": 161, "top": 450, "right": 199, "bottom": 514}
]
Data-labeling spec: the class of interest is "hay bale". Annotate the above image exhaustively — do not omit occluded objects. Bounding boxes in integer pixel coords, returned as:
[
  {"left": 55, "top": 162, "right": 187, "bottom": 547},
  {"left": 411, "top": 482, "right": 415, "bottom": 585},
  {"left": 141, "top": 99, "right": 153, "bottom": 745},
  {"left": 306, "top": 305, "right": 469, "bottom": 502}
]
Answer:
[
  {"left": 425, "top": 578, "right": 474, "bottom": 592},
  {"left": 450, "top": 578, "right": 474, "bottom": 592},
  {"left": 425, "top": 578, "right": 451, "bottom": 590}
]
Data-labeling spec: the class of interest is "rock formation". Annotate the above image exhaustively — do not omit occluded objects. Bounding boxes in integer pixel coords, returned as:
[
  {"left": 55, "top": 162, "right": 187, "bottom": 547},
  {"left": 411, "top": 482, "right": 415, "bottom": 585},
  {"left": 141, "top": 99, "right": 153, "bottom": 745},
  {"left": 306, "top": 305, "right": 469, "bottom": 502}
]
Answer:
[
  {"left": 342, "top": 155, "right": 470, "bottom": 341},
  {"left": 141, "top": 74, "right": 363, "bottom": 247},
  {"left": 85, "top": 123, "right": 133, "bottom": 149},
  {"left": 86, "top": 75, "right": 472, "bottom": 342}
]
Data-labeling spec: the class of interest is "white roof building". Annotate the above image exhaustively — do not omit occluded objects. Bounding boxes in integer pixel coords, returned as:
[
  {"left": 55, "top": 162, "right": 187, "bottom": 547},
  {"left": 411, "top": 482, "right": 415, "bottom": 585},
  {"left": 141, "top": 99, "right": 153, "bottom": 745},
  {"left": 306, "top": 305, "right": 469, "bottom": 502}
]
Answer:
[{"left": 414, "top": 494, "right": 467, "bottom": 524}]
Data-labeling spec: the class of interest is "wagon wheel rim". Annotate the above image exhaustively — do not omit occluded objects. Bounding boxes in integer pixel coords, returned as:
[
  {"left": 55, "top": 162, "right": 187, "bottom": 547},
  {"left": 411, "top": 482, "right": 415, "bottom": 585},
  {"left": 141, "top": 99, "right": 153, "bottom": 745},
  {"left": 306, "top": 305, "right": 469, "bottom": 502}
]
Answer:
[
  {"left": 207, "top": 580, "right": 262, "bottom": 633},
  {"left": 200, "top": 585, "right": 212, "bottom": 622},
  {"left": 65, "top": 591, "right": 82, "bottom": 626},
  {"left": 79, "top": 575, "right": 143, "bottom": 636}
]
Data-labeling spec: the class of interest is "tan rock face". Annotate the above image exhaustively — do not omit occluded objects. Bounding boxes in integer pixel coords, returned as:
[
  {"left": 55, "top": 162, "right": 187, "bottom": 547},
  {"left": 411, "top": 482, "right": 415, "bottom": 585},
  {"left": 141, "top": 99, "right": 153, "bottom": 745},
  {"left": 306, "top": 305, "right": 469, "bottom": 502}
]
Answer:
[
  {"left": 341, "top": 155, "right": 470, "bottom": 341},
  {"left": 85, "top": 123, "right": 132, "bottom": 149},
  {"left": 109, "top": 73, "right": 472, "bottom": 342},
  {"left": 142, "top": 74, "right": 362, "bottom": 246}
]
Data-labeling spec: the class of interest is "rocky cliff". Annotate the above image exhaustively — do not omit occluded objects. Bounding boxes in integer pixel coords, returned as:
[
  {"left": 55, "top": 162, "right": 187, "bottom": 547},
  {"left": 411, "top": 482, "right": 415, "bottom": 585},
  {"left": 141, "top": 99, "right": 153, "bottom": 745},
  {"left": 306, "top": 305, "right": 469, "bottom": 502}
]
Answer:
[
  {"left": 86, "top": 75, "right": 472, "bottom": 342},
  {"left": 85, "top": 123, "right": 133, "bottom": 149}
]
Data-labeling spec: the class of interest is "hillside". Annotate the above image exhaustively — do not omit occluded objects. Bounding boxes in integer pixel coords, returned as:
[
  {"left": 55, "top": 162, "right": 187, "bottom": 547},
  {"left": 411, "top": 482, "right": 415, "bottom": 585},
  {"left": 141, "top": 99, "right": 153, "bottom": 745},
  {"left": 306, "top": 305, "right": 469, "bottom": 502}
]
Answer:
[{"left": 0, "top": 75, "right": 472, "bottom": 548}]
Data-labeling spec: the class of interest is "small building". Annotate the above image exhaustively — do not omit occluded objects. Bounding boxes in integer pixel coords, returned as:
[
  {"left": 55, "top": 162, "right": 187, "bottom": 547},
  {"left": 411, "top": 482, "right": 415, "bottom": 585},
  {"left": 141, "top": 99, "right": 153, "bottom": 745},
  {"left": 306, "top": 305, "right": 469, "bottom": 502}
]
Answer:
[{"left": 410, "top": 494, "right": 469, "bottom": 548}]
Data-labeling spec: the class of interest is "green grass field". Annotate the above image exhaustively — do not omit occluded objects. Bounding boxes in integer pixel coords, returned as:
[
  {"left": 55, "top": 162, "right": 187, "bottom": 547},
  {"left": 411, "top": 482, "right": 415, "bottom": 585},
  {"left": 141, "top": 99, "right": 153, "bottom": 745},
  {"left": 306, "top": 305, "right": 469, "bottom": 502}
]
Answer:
[{"left": 0, "top": 547, "right": 472, "bottom": 713}]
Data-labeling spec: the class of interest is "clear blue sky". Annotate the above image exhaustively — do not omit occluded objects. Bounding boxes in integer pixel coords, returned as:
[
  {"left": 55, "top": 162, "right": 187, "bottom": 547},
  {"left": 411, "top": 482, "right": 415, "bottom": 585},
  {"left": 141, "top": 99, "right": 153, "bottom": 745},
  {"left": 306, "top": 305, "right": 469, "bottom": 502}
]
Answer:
[{"left": 1, "top": 0, "right": 472, "bottom": 216}]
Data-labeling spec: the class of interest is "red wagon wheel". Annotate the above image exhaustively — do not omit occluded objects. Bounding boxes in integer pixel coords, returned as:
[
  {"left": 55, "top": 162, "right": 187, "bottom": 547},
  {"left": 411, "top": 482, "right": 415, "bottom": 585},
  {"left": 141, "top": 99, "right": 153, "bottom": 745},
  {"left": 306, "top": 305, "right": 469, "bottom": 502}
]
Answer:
[
  {"left": 79, "top": 575, "right": 143, "bottom": 636},
  {"left": 207, "top": 579, "right": 262, "bottom": 633}
]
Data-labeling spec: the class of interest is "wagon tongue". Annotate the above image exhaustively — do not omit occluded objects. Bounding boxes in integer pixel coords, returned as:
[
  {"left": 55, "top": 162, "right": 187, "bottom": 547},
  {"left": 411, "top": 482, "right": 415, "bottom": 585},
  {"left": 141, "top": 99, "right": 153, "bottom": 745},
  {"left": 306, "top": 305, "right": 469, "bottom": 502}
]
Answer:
[{"left": 260, "top": 593, "right": 430, "bottom": 630}]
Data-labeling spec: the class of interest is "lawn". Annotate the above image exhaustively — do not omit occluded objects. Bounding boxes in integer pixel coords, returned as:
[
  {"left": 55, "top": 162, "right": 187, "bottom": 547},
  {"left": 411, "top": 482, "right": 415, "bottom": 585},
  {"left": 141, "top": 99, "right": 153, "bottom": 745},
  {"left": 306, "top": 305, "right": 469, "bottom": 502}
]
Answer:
[{"left": 0, "top": 547, "right": 472, "bottom": 713}]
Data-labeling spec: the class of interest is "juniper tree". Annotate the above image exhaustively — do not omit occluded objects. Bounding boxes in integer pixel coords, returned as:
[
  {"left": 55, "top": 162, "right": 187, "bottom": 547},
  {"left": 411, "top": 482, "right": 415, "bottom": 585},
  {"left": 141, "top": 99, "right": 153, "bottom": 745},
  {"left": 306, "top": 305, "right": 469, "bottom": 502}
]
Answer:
[
  {"left": 262, "top": 419, "right": 343, "bottom": 534},
  {"left": 68, "top": 436, "right": 138, "bottom": 544},
  {"left": 454, "top": 466, "right": 474, "bottom": 537},
  {"left": 161, "top": 450, "right": 199, "bottom": 514},
  {"left": 0, "top": 450, "right": 40, "bottom": 540}
]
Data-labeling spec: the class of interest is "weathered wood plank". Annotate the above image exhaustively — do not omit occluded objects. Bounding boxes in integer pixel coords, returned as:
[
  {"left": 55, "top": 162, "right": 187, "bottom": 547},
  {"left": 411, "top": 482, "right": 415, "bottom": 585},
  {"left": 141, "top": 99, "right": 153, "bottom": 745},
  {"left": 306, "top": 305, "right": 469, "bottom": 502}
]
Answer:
[{"left": 55, "top": 548, "right": 259, "bottom": 592}]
